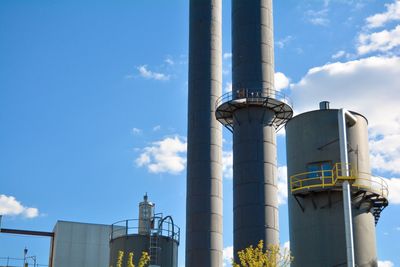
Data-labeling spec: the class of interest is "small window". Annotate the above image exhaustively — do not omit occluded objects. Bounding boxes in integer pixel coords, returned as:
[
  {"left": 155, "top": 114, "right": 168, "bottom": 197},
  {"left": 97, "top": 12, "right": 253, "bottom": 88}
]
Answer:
[{"left": 307, "top": 161, "right": 332, "bottom": 178}]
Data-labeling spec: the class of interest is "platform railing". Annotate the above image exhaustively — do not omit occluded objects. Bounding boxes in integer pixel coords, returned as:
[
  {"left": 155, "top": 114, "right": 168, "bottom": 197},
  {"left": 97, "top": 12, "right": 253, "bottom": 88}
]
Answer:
[
  {"left": 290, "top": 163, "right": 388, "bottom": 198},
  {"left": 215, "top": 88, "right": 293, "bottom": 110},
  {"left": 110, "top": 218, "right": 180, "bottom": 243}
]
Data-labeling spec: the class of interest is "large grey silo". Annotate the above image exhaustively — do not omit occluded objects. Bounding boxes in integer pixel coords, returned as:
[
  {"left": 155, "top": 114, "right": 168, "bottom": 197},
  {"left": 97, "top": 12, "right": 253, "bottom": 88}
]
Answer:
[
  {"left": 285, "top": 105, "right": 388, "bottom": 267},
  {"left": 186, "top": 0, "right": 223, "bottom": 266},
  {"left": 215, "top": 0, "right": 293, "bottom": 256}
]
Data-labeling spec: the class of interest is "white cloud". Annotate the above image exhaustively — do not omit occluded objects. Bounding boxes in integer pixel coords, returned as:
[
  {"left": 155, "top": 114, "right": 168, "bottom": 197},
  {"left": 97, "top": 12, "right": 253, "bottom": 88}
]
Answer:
[
  {"left": 137, "top": 65, "right": 170, "bottom": 81},
  {"left": 357, "top": 25, "right": 400, "bottom": 55},
  {"left": 223, "top": 246, "right": 234, "bottom": 267},
  {"left": 0, "top": 195, "right": 39, "bottom": 218},
  {"left": 131, "top": 127, "right": 142, "bottom": 135},
  {"left": 378, "top": 260, "right": 394, "bottom": 267},
  {"left": 165, "top": 57, "right": 174, "bottom": 66},
  {"left": 276, "top": 36, "right": 293, "bottom": 49},
  {"left": 278, "top": 166, "right": 288, "bottom": 205},
  {"left": 332, "top": 50, "right": 347, "bottom": 59},
  {"left": 223, "top": 53, "right": 232, "bottom": 60},
  {"left": 135, "top": 136, "right": 187, "bottom": 174},
  {"left": 153, "top": 125, "right": 161, "bottom": 132},
  {"left": 224, "top": 82, "right": 232, "bottom": 93},
  {"left": 275, "top": 72, "right": 290, "bottom": 91},
  {"left": 222, "top": 150, "right": 233, "bottom": 179},
  {"left": 305, "top": 9, "right": 330, "bottom": 26},
  {"left": 366, "top": 1, "right": 400, "bottom": 29},
  {"left": 381, "top": 177, "right": 400, "bottom": 204},
  {"left": 282, "top": 241, "right": 290, "bottom": 250},
  {"left": 290, "top": 56, "right": 400, "bottom": 203}
]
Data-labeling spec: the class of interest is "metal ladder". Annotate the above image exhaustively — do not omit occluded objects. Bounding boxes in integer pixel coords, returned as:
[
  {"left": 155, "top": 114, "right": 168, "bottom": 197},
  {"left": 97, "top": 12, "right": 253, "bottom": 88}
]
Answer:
[{"left": 149, "top": 228, "right": 161, "bottom": 266}]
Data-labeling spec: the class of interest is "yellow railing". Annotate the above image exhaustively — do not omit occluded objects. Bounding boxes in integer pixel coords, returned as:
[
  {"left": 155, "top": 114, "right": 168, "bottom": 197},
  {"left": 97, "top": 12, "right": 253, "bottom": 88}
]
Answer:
[{"left": 290, "top": 163, "right": 388, "bottom": 198}]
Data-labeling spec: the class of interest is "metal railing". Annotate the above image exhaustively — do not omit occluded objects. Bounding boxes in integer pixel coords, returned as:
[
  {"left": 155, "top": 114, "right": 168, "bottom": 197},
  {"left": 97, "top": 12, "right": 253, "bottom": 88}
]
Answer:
[
  {"left": 290, "top": 163, "right": 388, "bottom": 198},
  {"left": 110, "top": 218, "right": 180, "bottom": 243},
  {"left": 215, "top": 88, "right": 293, "bottom": 109}
]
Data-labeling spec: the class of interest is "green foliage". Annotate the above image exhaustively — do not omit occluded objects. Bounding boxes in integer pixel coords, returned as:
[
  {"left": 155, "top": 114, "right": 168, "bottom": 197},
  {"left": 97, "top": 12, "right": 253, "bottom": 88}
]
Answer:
[{"left": 232, "top": 240, "right": 293, "bottom": 267}]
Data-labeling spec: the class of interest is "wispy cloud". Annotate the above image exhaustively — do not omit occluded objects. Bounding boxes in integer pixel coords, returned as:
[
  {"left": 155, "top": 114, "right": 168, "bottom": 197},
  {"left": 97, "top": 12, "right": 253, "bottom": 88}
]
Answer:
[
  {"left": 305, "top": 9, "right": 330, "bottom": 26},
  {"left": 137, "top": 65, "right": 170, "bottom": 81},
  {"left": 164, "top": 57, "right": 174, "bottom": 66},
  {"left": 222, "top": 150, "right": 233, "bottom": 179},
  {"left": 277, "top": 166, "right": 288, "bottom": 205},
  {"left": 131, "top": 127, "right": 142, "bottom": 135},
  {"left": 0, "top": 195, "right": 39, "bottom": 218},
  {"left": 366, "top": 1, "right": 400, "bottom": 29},
  {"left": 152, "top": 125, "right": 161, "bottom": 132},
  {"left": 224, "top": 82, "right": 232, "bottom": 93},
  {"left": 223, "top": 52, "right": 232, "bottom": 60},
  {"left": 332, "top": 50, "right": 347, "bottom": 59},
  {"left": 276, "top": 36, "right": 293, "bottom": 49}
]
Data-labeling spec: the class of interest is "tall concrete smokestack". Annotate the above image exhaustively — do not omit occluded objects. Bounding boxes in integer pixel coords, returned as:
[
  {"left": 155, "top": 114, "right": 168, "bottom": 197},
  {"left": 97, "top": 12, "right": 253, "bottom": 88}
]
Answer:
[
  {"left": 186, "top": 0, "right": 223, "bottom": 266},
  {"left": 216, "top": 0, "right": 292, "bottom": 257}
]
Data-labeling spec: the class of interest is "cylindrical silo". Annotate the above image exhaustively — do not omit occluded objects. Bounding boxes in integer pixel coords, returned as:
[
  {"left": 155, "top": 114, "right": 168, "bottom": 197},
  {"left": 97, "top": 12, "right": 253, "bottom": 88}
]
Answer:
[
  {"left": 186, "top": 0, "right": 223, "bottom": 266},
  {"left": 109, "top": 196, "right": 180, "bottom": 267},
  {"left": 216, "top": 0, "right": 293, "bottom": 258},
  {"left": 286, "top": 104, "right": 388, "bottom": 267}
]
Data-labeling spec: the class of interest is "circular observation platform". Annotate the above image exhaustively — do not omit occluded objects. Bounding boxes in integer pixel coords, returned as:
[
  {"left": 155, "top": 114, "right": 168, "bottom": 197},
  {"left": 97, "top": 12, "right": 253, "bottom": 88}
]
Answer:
[{"left": 215, "top": 89, "right": 293, "bottom": 132}]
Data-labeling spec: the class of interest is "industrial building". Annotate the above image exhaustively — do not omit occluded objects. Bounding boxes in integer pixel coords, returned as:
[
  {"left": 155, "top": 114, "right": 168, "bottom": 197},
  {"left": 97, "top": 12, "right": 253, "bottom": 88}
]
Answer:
[
  {"left": 1, "top": 195, "right": 179, "bottom": 267},
  {"left": 50, "top": 221, "right": 111, "bottom": 267}
]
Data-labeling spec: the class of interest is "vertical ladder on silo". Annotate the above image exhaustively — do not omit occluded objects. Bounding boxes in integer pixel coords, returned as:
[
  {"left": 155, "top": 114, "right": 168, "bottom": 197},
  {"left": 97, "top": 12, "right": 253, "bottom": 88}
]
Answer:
[{"left": 149, "top": 229, "right": 160, "bottom": 266}]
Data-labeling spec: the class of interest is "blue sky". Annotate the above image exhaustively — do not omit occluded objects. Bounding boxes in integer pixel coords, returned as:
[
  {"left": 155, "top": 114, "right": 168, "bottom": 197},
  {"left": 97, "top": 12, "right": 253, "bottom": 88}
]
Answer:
[{"left": 1, "top": 0, "right": 400, "bottom": 266}]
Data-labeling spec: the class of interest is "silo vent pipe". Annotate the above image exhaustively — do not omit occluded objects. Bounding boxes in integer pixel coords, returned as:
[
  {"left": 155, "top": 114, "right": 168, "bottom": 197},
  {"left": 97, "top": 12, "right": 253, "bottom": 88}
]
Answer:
[{"left": 338, "top": 109, "right": 357, "bottom": 267}]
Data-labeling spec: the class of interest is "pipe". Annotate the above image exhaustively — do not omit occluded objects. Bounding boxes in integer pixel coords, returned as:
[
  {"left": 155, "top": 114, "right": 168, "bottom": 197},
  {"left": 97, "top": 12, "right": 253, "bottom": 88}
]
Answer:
[{"left": 338, "top": 109, "right": 357, "bottom": 267}]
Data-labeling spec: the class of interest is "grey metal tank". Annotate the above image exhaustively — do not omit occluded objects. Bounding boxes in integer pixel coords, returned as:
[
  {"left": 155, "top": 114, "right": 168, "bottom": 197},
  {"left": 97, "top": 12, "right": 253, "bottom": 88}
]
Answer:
[
  {"left": 109, "top": 233, "right": 178, "bottom": 267},
  {"left": 285, "top": 104, "right": 388, "bottom": 267},
  {"left": 109, "top": 195, "right": 180, "bottom": 267},
  {"left": 186, "top": 0, "right": 223, "bottom": 266},
  {"left": 216, "top": 0, "right": 293, "bottom": 258}
]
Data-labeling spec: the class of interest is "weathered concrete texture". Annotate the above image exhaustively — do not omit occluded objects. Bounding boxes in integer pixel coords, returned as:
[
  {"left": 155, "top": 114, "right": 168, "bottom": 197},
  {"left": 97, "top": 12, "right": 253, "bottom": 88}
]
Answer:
[
  {"left": 286, "top": 109, "right": 377, "bottom": 267},
  {"left": 231, "top": 0, "right": 279, "bottom": 257},
  {"left": 186, "top": 0, "right": 223, "bottom": 266}
]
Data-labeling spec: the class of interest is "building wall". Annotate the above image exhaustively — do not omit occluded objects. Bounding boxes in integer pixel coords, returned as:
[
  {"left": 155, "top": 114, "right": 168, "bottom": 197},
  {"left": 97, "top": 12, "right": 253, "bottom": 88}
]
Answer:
[{"left": 51, "top": 221, "right": 111, "bottom": 267}]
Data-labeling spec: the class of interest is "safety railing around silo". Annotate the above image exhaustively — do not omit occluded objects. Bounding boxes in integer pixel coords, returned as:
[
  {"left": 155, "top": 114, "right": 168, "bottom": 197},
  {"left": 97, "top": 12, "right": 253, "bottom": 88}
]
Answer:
[
  {"left": 215, "top": 88, "right": 293, "bottom": 110},
  {"left": 110, "top": 218, "right": 180, "bottom": 244},
  {"left": 289, "top": 163, "right": 388, "bottom": 199}
]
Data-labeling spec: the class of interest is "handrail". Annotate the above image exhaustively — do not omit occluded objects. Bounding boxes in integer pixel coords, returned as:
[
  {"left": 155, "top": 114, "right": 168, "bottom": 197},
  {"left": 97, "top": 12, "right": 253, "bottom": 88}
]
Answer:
[
  {"left": 110, "top": 218, "right": 180, "bottom": 243},
  {"left": 215, "top": 88, "right": 293, "bottom": 109},
  {"left": 290, "top": 163, "right": 388, "bottom": 198}
]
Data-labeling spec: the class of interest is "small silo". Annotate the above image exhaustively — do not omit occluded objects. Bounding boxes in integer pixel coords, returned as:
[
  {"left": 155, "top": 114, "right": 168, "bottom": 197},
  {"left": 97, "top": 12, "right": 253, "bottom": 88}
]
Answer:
[
  {"left": 285, "top": 102, "right": 388, "bottom": 267},
  {"left": 109, "top": 194, "right": 180, "bottom": 267}
]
